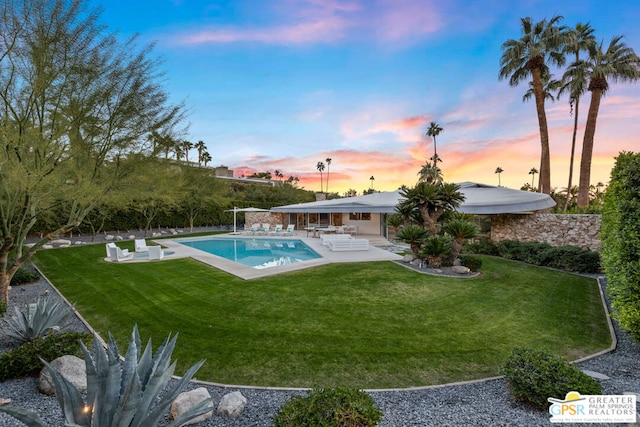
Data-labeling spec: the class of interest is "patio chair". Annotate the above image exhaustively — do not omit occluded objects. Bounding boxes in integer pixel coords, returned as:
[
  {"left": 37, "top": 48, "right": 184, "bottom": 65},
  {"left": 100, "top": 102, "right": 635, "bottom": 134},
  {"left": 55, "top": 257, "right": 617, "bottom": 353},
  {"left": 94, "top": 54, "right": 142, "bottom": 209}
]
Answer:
[
  {"left": 284, "top": 224, "right": 296, "bottom": 235},
  {"left": 269, "top": 224, "right": 283, "bottom": 235},
  {"left": 243, "top": 223, "right": 261, "bottom": 235},
  {"left": 148, "top": 245, "right": 164, "bottom": 260},
  {"left": 135, "top": 239, "right": 149, "bottom": 252},
  {"left": 259, "top": 223, "right": 271, "bottom": 235},
  {"left": 106, "top": 242, "right": 129, "bottom": 257},
  {"left": 108, "top": 245, "right": 133, "bottom": 262}
]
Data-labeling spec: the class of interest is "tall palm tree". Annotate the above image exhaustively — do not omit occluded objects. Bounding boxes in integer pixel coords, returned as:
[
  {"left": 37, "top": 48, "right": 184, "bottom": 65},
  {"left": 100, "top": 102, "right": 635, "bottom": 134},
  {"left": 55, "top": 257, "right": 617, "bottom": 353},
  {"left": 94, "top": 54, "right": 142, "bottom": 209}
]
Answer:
[
  {"left": 499, "top": 16, "right": 568, "bottom": 195},
  {"left": 201, "top": 151, "right": 212, "bottom": 167},
  {"left": 369, "top": 175, "right": 375, "bottom": 189},
  {"left": 182, "top": 140, "right": 194, "bottom": 163},
  {"left": 195, "top": 140, "right": 207, "bottom": 166},
  {"left": 573, "top": 35, "right": 640, "bottom": 206},
  {"left": 316, "top": 161, "right": 325, "bottom": 192},
  {"left": 529, "top": 167, "right": 538, "bottom": 188},
  {"left": 495, "top": 167, "right": 504, "bottom": 186},
  {"left": 558, "top": 23, "right": 595, "bottom": 211},
  {"left": 426, "top": 121, "right": 443, "bottom": 165},
  {"left": 325, "top": 158, "right": 332, "bottom": 193}
]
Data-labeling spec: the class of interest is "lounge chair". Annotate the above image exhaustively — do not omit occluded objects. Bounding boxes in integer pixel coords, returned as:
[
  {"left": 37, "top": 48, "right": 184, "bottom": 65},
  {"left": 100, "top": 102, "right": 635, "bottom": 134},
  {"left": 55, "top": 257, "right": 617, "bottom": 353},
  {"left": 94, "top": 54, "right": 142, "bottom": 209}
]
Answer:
[
  {"left": 284, "top": 224, "right": 296, "bottom": 236},
  {"left": 108, "top": 244, "right": 134, "bottom": 262},
  {"left": 135, "top": 239, "right": 149, "bottom": 252},
  {"left": 106, "top": 242, "right": 130, "bottom": 257},
  {"left": 148, "top": 246, "right": 164, "bottom": 260},
  {"left": 259, "top": 223, "right": 271, "bottom": 235},
  {"left": 269, "top": 224, "right": 283, "bottom": 235},
  {"left": 327, "top": 238, "right": 369, "bottom": 252},
  {"left": 243, "top": 223, "right": 261, "bottom": 235}
]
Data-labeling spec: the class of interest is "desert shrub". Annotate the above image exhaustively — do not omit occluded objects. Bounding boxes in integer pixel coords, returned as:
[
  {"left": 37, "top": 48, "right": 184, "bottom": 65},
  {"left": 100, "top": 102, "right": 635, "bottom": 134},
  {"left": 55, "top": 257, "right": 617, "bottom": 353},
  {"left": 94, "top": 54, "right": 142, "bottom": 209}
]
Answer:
[
  {"left": 459, "top": 255, "right": 483, "bottom": 272},
  {"left": 463, "top": 238, "right": 500, "bottom": 256},
  {"left": 501, "top": 347, "right": 601, "bottom": 409},
  {"left": 0, "top": 332, "right": 92, "bottom": 381},
  {"left": 542, "top": 246, "right": 601, "bottom": 273},
  {"left": 2, "top": 297, "right": 75, "bottom": 344},
  {"left": 601, "top": 152, "right": 640, "bottom": 341},
  {"left": 10, "top": 267, "right": 40, "bottom": 286},
  {"left": 272, "top": 387, "right": 383, "bottom": 427},
  {"left": 498, "top": 240, "right": 553, "bottom": 265}
]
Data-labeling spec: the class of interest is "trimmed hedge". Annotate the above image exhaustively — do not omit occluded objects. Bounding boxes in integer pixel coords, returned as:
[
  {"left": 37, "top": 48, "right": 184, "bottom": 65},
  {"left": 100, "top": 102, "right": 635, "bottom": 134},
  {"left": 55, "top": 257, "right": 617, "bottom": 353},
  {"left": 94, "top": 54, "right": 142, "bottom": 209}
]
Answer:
[
  {"left": 0, "top": 332, "right": 92, "bottom": 381},
  {"left": 601, "top": 151, "right": 640, "bottom": 341},
  {"left": 501, "top": 347, "right": 601, "bottom": 409}
]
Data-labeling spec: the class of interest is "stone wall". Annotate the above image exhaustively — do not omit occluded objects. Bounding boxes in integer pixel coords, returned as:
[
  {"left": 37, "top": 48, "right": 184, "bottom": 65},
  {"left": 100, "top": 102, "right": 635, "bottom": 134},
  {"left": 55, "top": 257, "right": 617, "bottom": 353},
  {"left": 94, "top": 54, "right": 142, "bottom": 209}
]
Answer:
[{"left": 491, "top": 213, "right": 601, "bottom": 252}]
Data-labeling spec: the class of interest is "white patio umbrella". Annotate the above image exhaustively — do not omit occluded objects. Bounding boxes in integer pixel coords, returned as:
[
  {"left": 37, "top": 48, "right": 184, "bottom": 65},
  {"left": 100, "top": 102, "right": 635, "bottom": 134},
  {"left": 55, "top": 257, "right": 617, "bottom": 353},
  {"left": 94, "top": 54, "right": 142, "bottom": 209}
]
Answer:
[{"left": 224, "top": 207, "right": 270, "bottom": 234}]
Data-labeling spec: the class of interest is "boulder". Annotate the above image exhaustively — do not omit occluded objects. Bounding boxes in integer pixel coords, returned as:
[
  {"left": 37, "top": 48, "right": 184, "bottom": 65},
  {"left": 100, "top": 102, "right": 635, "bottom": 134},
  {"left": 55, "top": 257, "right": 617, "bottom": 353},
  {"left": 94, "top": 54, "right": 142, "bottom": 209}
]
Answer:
[
  {"left": 402, "top": 254, "right": 415, "bottom": 263},
  {"left": 104, "top": 235, "right": 115, "bottom": 241},
  {"left": 452, "top": 265, "right": 471, "bottom": 274},
  {"left": 50, "top": 239, "right": 71, "bottom": 248},
  {"left": 410, "top": 258, "right": 422, "bottom": 268},
  {"left": 128, "top": 235, "right": 136, "bottom": 240},
  {"left": 0, "top": 397, "right": 11, "bottom": 405},
  {"left": 38, "top": 355, "right": 86, "bottom": 396},
  {"left": 171, "top": 387, "right": 213, "bottom": 426},
  {"left": 216, "top": 391, "right": 247, "bottom": 419},
  {"left": 115, "top": 235, "right": 124, "bottom": 241}
]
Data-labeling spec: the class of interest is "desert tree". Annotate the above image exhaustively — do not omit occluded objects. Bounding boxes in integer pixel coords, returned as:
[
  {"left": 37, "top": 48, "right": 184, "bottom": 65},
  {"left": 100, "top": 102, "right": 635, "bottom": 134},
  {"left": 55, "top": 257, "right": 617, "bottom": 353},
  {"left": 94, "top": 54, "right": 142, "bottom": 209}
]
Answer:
[
  {"left": 316, "top": 161, "right": 325, "bottom": 192},
  {"left": 426, "top": 121, "right": 443, "bottom": 165},
  {"left": 0, "top": 0, "right": 186, "bottom": 304}
]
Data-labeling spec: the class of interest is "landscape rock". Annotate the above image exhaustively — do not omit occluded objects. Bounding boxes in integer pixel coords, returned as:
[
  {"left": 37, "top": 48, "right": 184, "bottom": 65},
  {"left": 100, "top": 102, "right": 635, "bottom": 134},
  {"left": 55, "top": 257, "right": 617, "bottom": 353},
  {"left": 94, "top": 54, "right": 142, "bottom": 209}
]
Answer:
[
  {"left": 402, "top": 254, "right": 415, "bottom": 263},
  {"left": 115, "top": 235, "right": 124, "bottom": 241},
  {"left": 452, "top": 265, "right": 471, "bottom": 274},
  {"left": 104, "top": 235, "right": 115, "bottom": 241},
  {"left": 411, "top": 259, "right": 422, "bottom": 268},
  {"left": 0, "top": 397, "right": 11, "bottom": 405},
  {"left": 50, "top": 239, "right": 71, "bottom": 248},
  {"left": 216, "top": 391, "right": 247, "bottom": 419},
  {"left": 128, "top": 235, "right": 136, "bottom": 240},
  {"left": 171, "top": 387, "right": 214, "bottom": 426},
  {"left": 38, "top": 355, "right": 86, "bottom": 396}
]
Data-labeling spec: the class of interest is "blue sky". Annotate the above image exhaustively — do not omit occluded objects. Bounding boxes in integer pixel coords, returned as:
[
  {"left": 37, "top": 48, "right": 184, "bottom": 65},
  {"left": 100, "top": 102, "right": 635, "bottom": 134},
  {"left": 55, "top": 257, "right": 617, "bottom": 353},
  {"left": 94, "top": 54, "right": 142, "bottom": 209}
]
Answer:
[{"left": 95, "top": 0, "right": 640, "bottom": 194}]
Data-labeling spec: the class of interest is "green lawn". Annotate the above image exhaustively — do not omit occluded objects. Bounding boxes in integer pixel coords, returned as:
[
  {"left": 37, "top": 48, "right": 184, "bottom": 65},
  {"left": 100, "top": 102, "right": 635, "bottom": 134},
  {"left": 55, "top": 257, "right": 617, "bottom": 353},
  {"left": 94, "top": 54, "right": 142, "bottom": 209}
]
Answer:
[{"left": 33, "top": 242, "right": 611, "bottom": 389}]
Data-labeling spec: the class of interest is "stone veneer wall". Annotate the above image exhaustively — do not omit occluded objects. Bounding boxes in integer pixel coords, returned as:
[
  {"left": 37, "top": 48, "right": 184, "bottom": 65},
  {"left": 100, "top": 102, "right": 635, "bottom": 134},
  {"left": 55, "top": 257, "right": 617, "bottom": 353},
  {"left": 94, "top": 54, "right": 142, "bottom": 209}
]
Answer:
[
  {"left": 244, "top": 212, "right": 282, "bottom": 229},
  {"left": 490, "top": 213, "right": 602, "bottom": 252}
]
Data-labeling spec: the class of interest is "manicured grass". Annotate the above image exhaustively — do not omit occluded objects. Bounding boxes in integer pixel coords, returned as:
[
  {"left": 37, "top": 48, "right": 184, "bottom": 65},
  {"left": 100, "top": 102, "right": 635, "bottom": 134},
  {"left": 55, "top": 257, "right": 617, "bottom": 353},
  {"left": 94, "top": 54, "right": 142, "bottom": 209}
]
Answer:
[{"left": 33, "top": 243, "right": 611, "bottom": 388}]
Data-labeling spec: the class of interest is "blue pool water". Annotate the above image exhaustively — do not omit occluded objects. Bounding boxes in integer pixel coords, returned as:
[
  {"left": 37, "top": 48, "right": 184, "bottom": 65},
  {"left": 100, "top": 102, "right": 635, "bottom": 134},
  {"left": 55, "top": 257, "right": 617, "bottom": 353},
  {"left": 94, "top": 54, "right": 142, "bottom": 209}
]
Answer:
[{"left": 175, "top": 237, "right": 321, "bottom": 269}]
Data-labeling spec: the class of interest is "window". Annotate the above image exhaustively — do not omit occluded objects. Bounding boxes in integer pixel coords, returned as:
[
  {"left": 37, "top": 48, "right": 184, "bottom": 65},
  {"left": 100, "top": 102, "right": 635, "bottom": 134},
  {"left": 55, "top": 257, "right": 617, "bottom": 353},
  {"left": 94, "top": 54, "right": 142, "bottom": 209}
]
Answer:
[{"left": 349, "top": 212, "right": 371, "bottom": 221}]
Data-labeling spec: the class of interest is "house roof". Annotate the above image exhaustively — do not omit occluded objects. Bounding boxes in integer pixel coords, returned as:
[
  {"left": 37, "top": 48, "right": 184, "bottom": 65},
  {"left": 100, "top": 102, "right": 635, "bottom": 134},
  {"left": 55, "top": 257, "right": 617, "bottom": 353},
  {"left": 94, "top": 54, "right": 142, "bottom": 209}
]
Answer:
[{"left": 270, "top": 182, "right": 556, "bottom": 215}]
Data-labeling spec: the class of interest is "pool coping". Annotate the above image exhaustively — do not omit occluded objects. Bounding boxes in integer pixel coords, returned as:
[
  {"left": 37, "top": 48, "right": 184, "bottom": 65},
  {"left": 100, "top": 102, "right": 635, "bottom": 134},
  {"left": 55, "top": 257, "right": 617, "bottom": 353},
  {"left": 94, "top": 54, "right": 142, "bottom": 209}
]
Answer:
[{"left": 160, "top": 233, "right": 403, "bottom": 279}]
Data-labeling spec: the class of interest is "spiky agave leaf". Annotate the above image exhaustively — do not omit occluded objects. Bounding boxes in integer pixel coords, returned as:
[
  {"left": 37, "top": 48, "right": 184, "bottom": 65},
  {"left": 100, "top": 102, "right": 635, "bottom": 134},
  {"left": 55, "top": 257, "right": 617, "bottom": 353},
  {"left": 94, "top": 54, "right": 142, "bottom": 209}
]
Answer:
[
  {"left": 2, "top": 298, "right": 74, "bottom": 343},
  {"left": 41, "top": 358, "right": 90, "bottom": 425},
  {"left": 89, "top": 333, "right": 123, "bottom": 426},
  {"left": 111, "top": 326, "right": 144, "bottom": 426},
  {"left": 0, "top": 404, "right": 48, "bottom": 427}
]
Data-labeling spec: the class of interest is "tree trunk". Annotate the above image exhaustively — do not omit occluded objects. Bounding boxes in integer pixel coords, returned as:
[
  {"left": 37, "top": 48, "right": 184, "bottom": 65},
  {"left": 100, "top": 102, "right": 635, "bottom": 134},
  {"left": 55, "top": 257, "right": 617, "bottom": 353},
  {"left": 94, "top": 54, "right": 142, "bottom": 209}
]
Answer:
[
  {"left": 532, "top": 67, "right": 551, "bottom": 194},
  {"left": 578, "top": 89, "right": 603, "bottom": 207},
  {"left": 563, "top": 97, "right": 581, "bottom": 212}
]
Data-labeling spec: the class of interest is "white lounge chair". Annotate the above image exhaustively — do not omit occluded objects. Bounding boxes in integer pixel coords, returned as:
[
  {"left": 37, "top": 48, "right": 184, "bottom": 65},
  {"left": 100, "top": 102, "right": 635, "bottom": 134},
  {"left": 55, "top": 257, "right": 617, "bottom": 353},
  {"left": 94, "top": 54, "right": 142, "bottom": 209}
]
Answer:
[
  {"left": 243, "top": 223, "right": 261, "bottom": 235},
  {"left": 106, "top": 242, "right": 130, "bottom": 257},
  {"left": 148, "top": 246, "right": 164, "bottom": 260},
  {"left": 321, "top": 234, "right": 352, "bottom": 246},
  {"left": 135, "top": 239, "right": 149, "bottom": 252},
  {"left": 284, "top": 224, "right": 296, "bottom": 235},
  {"left": 269, "top": 224, "right": 283, "bottom": 235},
  {"left": 327, "top": 238, "right": 369, "bottom": 252},
  {"left": 259, "top": 223, "right": 271, "bottom": 235},
  {"left": 108, "top": 245, "right": 134, "bottom": 262}
]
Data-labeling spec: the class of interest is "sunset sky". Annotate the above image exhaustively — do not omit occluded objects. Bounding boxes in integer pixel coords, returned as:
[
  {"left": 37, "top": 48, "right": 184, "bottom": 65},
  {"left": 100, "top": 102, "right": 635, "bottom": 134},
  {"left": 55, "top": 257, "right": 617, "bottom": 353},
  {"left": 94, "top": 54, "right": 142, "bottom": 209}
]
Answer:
[{"left": 96, "top": 0, "right": 640, "bottom": 194}]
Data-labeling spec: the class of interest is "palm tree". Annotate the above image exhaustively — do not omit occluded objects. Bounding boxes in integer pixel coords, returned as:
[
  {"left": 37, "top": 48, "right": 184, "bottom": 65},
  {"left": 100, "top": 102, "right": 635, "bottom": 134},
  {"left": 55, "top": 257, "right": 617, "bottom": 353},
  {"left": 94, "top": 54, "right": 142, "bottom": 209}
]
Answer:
[
  {"left": 443, "top": 219, "right": 478, "bottom": 263},
  {"left": 426, "top": 121, "right": 443, "bottom": 165},
  {"left": 369, "top": 175, "right": 375, "bottom": 189},
  {"left": 573, "top": 35, "right": 640, "bottom": 206},
  {"left": 418, "top": 161, "right": 443, "bottom": 184},
  {"left": 396, "top": 225, "right": 429, "bottom": 257},
  {"left": 495, "top": 167, "right": 504, "bottom": 186},
  {"left": 529, "top": 167, "right": 538, "bottom": 188},
  {"left": 316, "top": 161, "right": 325, "bottom": 192},
  {"left": 182, "top": 140, "right": 194, "bottom": 163},
  {"left": 274, "top": 169, "right": 283, "bottom": 183},
  {"left": 195, "top": 140, "right": 207, "bottom": 166},
  {"left": 201, "top": 151, "right": 212, "bottom": 167},
  {"left": 325, "top": 158, "right": 332, "bottom": 193},
  {"left": 174, "top": 144, "right": 184, "bottom": 161},
  {"left": 499, "top": 16, "right": 569, "bottom": 195},
  {"left": 559, "top": 23, "right": 596, "bottom": 212},
  {"left": 400, "top": 182, "right": 464, "bottom": 234}
]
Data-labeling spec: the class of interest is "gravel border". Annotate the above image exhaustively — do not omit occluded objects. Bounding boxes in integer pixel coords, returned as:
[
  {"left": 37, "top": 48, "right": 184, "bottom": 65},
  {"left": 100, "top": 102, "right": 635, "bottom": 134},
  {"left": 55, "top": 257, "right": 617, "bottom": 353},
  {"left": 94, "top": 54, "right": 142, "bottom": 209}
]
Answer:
[{"left": 1, "top": 272, "right": 639, "bottom": 426}]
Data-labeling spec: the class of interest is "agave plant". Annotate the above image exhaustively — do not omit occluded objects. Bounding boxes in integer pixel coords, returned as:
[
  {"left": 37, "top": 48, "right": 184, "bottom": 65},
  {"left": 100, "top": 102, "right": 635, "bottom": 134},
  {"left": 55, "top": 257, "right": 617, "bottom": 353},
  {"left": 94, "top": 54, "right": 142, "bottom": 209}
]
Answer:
[
  {"left": 0, "top": 325, "right": 212, "bottom": 426},
  {"left": 2, "top": 297, "right": 74, "bottom": 344}
]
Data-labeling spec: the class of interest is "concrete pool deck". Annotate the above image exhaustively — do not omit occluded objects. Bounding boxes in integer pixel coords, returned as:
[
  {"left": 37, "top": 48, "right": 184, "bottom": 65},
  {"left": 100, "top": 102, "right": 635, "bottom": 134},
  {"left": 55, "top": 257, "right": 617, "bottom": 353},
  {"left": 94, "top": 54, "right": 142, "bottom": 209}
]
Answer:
[{"left": 158, "top": 233, "right": 403, "bottom": 279}]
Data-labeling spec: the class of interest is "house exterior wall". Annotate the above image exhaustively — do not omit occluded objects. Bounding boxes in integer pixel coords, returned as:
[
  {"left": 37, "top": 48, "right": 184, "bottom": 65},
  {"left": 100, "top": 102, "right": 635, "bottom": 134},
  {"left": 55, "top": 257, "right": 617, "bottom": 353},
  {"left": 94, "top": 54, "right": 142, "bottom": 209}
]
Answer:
[
  {"left": 341, "top": 213, "right": 382, "bottom": 235},
  {"left": 491, "top": 213, "right": 601, "bottom": 251}
]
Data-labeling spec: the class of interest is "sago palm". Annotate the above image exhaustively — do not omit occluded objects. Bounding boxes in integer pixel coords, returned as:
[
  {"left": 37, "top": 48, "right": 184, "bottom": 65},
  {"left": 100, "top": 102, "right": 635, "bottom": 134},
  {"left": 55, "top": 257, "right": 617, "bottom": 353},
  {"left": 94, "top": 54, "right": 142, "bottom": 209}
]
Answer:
[
  {"left": 443, "top": 219, "right": 479, "bottom": 262},
  {"left": 396, "top": 225, "right": 429, "bottom": 257}
]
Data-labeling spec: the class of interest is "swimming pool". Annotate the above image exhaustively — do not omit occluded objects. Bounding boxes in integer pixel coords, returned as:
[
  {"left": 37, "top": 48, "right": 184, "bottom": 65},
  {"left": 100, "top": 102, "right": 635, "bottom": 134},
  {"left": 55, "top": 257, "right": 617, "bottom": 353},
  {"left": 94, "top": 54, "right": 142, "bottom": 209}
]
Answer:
[{"left": 175, "top": 237, "right": 322, "bottom": 269}]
